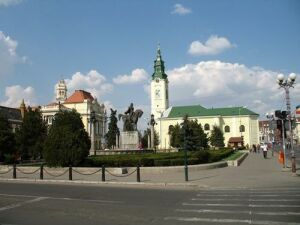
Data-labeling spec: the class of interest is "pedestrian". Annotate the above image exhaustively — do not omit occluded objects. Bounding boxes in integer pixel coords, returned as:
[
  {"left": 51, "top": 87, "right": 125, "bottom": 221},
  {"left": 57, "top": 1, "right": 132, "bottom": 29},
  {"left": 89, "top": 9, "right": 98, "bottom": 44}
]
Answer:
[
  {"left": 252, "top": 144, "right": 256, "bottom": 153},
  {"left": 263, "top": 144, "right": 268, "bottom": 159},
  {"left": 256, "top": 144, "right": 260, "bottom": 153}
]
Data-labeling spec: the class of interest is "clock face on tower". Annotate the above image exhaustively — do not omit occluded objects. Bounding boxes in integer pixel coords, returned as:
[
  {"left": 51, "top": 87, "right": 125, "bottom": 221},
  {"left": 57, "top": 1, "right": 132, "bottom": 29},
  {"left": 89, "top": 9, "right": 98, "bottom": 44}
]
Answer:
[{"left": 155, "top": 89, "right": 160, "bottom": 98}]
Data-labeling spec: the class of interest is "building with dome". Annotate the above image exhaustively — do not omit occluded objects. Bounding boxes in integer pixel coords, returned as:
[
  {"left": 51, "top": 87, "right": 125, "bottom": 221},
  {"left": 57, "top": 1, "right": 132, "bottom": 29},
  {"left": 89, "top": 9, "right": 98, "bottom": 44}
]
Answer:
[
  {"left": 150, "top": 47, "right": 260, "bottom": 149},
  {"left": 40, "top": 80, "right": 107, "bottom": 154}
]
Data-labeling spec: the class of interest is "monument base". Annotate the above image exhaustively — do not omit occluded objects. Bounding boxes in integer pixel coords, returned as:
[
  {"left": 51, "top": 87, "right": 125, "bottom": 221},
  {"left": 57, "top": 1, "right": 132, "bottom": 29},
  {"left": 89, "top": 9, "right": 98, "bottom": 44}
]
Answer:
[{"left": 119, "top": 131, "right": 139, "bottom": 150}]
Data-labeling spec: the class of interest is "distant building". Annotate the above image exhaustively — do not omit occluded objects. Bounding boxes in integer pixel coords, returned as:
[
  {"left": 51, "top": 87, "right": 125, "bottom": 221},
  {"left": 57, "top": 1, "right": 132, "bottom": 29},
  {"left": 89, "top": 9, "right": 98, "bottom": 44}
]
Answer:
[
  {"left": 40, "top": 80, "right": 107, "bottom": 153},
  {"left": 0, "top": 101, "right": 24, "bottom": 133},
  {"left": 150, "top": 46, "right": 259, "bottom": 149}
]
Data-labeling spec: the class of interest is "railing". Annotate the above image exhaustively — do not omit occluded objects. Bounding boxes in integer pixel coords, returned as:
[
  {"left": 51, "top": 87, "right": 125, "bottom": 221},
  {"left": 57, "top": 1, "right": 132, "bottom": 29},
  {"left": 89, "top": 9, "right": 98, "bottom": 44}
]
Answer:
[{"left": 0, "top": 164, "right": 141, "bottom": 182}]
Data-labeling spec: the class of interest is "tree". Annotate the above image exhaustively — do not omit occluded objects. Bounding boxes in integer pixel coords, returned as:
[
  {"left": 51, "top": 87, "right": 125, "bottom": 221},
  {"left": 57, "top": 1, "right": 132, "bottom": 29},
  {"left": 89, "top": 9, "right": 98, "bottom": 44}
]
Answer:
[
  {"left": 43, "top": 110, "right": 90, "bottom": 166},
  {"left": 0, "top": 113, "right": 16, "bottom": 162},
  {"left": 105, "top": 109, "right": 120, "bottom": 149},
  {"left": 210, "top": 125, "right": 225, "bottom": 148},
  {"left": 141, "top": 128, "right": 159, "bottom": 149},
  {"left": 169, "top": 116, "right": 208, "bottom": 151},
  {"left": 15, "top": 107, "right": 47, "bottom": 160}
]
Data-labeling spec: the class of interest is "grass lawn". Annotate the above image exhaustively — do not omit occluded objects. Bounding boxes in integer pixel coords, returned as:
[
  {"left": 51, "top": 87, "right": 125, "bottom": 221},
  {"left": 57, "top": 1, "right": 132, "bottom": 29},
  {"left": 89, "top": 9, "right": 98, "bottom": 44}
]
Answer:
[{"left": 225, "top": 151, "right": 244, "bottom": 161}]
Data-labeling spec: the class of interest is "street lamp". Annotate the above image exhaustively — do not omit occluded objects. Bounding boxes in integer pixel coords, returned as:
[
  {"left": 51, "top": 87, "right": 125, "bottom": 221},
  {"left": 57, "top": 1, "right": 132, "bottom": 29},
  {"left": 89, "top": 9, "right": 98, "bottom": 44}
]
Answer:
[
  {"left": 88, "top": 110, "right": 97, "bottom": 156},
  {"left": 277, "top": 73, "right": 297, "bottom": 174}
]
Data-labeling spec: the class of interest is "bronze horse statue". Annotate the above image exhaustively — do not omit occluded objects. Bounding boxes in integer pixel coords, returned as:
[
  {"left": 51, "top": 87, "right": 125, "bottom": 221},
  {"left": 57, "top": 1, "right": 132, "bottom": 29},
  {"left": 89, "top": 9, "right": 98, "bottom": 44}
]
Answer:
[{"left": 118, "top": 109, "right": 143, "bottom": 131}]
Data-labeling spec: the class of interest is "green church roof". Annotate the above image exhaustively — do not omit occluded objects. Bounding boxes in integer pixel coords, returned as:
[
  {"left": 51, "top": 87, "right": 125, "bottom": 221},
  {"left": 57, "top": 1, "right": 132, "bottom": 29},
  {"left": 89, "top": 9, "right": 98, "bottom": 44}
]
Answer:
[
  {"left": 167, "top": 105, "right": 259, "bottom": 118},
  {"left": 152, "top": 45, "right": 168, "bottom": 80}
]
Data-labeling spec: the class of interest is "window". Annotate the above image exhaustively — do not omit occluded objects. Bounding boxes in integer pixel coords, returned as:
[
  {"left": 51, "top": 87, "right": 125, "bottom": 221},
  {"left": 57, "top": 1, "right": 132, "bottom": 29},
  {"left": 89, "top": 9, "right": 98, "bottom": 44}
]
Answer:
[
  {"left": 224, "top": 125, "right": 230, "bottom": 133},
  {"left": 204, "top": 124, "right": 210, "bottom": 131},
  {"left": 239, "top": 125, "right": 245, "bottom": 132}
]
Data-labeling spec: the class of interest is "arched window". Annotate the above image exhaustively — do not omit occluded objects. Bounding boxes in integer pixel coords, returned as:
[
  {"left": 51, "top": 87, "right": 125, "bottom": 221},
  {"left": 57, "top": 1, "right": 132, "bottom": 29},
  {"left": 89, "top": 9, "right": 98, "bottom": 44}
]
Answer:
[
  {"left": 168, "top": 125, "right": 174, "bottom": 134},
  {"left": 239, "top": 125, "right": 245, "bottom": 132},
  {"left": 224, "top": 125, "right": 230, "bottom": 133},
  {"left": 204, "top": 124, "right": 210, "bottom": 131}
]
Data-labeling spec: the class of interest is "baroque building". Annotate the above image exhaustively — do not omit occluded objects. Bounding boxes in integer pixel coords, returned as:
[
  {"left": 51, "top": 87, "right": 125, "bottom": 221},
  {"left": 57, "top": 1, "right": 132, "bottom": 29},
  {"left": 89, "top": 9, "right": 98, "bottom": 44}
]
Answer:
[
  {"left": 40, "top": 80, "right": 107, "bottom": 154},
  {"left": 150, "top": 47, "right": 260, "bottom": 149}
]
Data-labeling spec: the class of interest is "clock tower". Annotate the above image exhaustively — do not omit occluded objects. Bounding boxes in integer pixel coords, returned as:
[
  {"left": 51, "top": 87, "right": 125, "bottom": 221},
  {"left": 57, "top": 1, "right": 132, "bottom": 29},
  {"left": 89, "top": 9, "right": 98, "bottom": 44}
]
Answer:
[{"left": 151, "top": 45, "right": 169, "bottom": 120}]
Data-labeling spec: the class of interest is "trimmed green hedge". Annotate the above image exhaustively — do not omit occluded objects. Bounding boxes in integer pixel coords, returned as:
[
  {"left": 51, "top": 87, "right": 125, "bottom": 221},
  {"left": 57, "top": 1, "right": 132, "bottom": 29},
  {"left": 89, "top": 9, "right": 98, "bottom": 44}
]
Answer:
[{"left": 81, "top": 148, "right": 234, "bottom": 167}]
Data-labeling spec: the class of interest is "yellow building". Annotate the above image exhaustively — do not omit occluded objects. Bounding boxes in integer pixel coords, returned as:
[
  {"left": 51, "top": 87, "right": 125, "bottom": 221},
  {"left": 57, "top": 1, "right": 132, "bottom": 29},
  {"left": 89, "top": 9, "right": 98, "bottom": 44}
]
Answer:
[
  {"left": 150, "top": 47, "right": 259, "bottom": 149},
  {"left": 41, "top": 80, "right": 107, "bottom": 154}
]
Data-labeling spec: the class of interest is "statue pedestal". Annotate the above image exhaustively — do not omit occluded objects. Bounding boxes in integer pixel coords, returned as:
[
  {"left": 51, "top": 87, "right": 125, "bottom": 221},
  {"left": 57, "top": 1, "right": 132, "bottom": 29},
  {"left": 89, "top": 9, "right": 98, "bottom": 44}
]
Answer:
[{"left": 119, "top": 131, "right": 139, "bottom": 150}]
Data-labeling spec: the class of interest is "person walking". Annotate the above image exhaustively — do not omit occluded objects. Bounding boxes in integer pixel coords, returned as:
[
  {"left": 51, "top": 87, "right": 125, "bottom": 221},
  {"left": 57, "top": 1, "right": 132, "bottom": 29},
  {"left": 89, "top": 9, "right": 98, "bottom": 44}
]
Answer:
[{"left": 263, "top": 144, "right": 268, "bottom": 159}]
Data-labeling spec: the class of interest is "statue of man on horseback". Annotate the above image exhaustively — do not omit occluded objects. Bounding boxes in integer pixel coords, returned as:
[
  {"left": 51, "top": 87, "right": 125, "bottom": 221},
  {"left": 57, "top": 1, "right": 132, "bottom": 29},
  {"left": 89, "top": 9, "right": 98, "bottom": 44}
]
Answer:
[{"left": 118, "top": 103, "right": 143, "bottom": 131}]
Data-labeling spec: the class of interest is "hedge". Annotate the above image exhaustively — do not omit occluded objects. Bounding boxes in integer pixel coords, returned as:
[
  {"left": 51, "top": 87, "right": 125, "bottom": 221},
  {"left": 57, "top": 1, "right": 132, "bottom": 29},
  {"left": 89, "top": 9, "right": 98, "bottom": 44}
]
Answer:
[{"left": 80, "top": 148, "right": 234, "bottom": 167}]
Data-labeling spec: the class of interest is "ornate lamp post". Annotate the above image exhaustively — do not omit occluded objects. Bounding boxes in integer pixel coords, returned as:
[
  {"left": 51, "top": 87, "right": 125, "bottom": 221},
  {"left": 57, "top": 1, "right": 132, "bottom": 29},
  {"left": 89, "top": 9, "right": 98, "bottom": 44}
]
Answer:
[{"left": 277, "top": 73, "right": 297, "bottom": 174}]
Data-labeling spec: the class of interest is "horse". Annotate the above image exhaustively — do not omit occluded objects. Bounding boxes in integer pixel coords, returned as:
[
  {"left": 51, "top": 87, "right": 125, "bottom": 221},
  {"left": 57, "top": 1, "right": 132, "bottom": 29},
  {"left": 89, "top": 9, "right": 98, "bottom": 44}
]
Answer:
[{"left": 118, "top": 109, "right": 143, "bottom": 131}]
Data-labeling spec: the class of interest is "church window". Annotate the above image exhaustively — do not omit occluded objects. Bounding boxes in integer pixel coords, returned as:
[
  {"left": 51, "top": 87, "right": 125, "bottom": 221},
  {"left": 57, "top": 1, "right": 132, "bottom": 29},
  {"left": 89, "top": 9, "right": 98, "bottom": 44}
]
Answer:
[
  {"left": 204, "top": 124, "right": 210, "bottom": 131},
  {"left": 239, "top": 125, "right": 245, "bottom": 132},
  {"left": 224, "top": 125, "right": 230, "bottom": 133}
]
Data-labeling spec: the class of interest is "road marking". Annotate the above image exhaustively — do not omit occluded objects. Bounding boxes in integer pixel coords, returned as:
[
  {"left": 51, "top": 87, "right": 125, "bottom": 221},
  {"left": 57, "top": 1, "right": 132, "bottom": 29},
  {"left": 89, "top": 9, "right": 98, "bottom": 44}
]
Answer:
[
  {"left": 197, "top": 194, "right": 300, "bottom": 197},
  {"left": 191, "top": 198, "right": 300, "bottom": 202},
  {"left": 0, "top": 193, "right": 123, "bottom": 206},
  {"left": 164, "top": 216, "right": 300, "bottom": 225},
  {"left": 176, "top": 209, "right": 300, "bottom": 216},
  {"left": 183, "top": 203, "right": 300, "bottom": 208},
  {"left": 0, "top": 197, "right": 48, "bottom": 212}
]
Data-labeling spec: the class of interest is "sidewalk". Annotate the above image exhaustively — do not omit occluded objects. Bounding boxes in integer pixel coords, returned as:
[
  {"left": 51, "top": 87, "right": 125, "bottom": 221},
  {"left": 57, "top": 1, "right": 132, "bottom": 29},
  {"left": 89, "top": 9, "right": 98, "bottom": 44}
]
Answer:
[{"left": 0, "top": 152, "right": 299, "bottom": 188}]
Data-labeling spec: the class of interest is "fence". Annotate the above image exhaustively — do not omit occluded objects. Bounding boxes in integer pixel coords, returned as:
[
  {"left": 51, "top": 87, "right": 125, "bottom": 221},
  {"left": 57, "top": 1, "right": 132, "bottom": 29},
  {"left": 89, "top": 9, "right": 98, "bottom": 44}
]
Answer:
[{"left": 0, "top": 164, "right": 141, "bottom": 182}]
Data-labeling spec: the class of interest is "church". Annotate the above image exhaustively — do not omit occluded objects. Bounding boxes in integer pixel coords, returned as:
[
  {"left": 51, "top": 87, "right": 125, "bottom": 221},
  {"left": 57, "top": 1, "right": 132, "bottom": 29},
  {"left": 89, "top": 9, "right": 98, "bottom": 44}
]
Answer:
[
  {"left": 40, "top": 80, "right": 107, "bottom": 154},
  {"left": 150, "top": 47, "right": 260, "bottom": 149}
]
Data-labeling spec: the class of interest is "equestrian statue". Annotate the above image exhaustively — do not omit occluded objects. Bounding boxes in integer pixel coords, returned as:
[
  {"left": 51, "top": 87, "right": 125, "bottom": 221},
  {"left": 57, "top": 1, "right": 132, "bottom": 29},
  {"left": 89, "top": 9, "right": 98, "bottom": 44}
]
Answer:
[{"left": 118, "top": 103, "right": 143, "bottom": 131}]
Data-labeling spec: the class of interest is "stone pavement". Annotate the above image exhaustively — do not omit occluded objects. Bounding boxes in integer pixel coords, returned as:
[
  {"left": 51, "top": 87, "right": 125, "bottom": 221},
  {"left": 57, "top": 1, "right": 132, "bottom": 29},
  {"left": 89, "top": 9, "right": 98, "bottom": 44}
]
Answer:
[{"left": 0, "top": 151, "right": 299, "bottom": 188}]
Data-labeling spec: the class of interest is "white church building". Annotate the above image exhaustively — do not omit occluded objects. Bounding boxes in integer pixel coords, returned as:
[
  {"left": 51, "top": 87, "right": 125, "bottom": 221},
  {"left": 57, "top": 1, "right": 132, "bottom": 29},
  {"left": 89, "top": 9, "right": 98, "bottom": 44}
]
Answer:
[{"left": 150, "top": 47, "right": 260, "bottom": 149}]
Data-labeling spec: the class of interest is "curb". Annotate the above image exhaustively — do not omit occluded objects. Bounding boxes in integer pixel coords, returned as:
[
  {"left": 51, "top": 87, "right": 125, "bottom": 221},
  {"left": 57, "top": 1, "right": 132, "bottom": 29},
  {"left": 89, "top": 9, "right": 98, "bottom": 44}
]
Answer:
[
  {"left": 227, "top": 152, "right": 249, "bottom": 167},
  {"left": 0, "top": 178, "right": 209, "bottom": 189}
]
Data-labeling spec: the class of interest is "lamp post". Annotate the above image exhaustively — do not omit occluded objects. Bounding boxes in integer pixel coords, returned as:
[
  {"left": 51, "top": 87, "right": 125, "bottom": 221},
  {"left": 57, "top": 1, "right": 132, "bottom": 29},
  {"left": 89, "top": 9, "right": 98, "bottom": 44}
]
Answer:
[
  {"left": 277, "top": 73, "right": 297, "bottom": 174},
  {"left": 266, "top": 113, "right": 275, "bottom": 157},
  {"left": 238, "top": 106, "right": 245, "bottom": 147},
  {"left": 89, "top": 110, "right": 97, "bottom": 156}
]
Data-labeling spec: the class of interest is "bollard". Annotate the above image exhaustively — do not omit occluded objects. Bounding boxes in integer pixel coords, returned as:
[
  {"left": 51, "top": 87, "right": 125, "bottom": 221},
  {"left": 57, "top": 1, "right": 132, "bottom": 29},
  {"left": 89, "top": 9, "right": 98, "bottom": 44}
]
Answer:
[
  {"left": 69, "top": 165, "right": 72, "bottom": 181},
  {"left": 102, "top": 165, "right": 105, "bottom": 182},
  {"left": 137, "top": 164, "right": 140, "bottom": 182},
  {"left": 13, "top": 164, "right": 16, "bottom": 179},
  {"left": 40, "top": 164, "right": 44, "bottom": 180}
]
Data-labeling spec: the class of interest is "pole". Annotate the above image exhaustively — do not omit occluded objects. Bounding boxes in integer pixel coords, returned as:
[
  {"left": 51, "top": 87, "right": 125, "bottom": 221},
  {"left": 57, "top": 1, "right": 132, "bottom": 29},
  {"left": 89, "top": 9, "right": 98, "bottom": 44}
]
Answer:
[
  {"left": 281, "top": 119, "right": 287, "bottom": 168},
  {"left": 184, "top": 129, "right": 188, "bottom": 182},
  {"left": 285, "top": 87, "right": 296, "bottom": 174}
]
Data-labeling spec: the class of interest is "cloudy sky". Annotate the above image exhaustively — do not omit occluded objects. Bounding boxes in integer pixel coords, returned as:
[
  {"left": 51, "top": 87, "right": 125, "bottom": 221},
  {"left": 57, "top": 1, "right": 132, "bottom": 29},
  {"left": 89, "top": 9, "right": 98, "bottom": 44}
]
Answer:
[{"left": 0, "top": 0, "right": 300, "bottom": 130}]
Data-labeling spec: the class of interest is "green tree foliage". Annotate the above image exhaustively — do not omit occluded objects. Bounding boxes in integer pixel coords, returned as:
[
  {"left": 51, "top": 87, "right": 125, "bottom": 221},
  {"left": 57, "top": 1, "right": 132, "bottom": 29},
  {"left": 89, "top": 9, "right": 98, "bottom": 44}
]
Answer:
[
  {"left": 43, "top": 110, "right": 91, "bottom": 166},
  {"left": 168, "top": 115, "right": 208, "bottom": 151},
  {"left": 141, "top": 128, "right": 159, "bottom": 149},
  {"left": 105, "top": 109, "right": 120, "bottom": 148},
  {"left": 0, "top": 113, "right": 16, "bottom": 162},
  {"left": 15, "top": 107, "right": 47, "bottom": 160},
  {"left": 168, "top": 124, "right": 182, "bottom": 148},
  {"left": 210, "top": 125, "right": 225, "bottom": 147}
]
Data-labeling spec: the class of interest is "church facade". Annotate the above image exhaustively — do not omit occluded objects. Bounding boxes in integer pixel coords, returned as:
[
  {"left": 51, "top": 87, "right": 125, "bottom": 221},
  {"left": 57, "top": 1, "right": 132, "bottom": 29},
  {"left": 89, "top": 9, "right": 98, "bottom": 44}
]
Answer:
[
  {"left": 150, "top": 47, "right": 260, "bottom": 149},
  {"left": 40, "top": 80, "right": 107, "bottom": 153}
]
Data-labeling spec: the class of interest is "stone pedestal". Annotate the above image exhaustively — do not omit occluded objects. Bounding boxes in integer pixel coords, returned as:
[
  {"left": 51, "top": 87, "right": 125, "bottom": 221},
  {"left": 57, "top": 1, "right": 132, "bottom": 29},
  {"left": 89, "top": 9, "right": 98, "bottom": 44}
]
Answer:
[{"left": 119, "top": 131, "right": 139, "bottom": 150}]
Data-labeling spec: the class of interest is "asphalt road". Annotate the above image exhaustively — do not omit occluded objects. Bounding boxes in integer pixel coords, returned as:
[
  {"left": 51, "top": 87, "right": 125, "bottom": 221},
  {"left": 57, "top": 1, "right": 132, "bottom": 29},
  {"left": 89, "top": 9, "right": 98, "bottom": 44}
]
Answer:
[{"left": 0, "top": 182, "right": 300, "bottom": 225}]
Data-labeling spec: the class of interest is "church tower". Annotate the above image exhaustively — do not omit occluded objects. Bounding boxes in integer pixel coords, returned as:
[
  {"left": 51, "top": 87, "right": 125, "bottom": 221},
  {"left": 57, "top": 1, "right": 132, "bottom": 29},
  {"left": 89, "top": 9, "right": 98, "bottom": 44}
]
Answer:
[
  {"left": 151, "top": 45, "right": 169, "bottom": 119},
  {"left": 56, "top": 79, "right": 67, "bottom": 103}
]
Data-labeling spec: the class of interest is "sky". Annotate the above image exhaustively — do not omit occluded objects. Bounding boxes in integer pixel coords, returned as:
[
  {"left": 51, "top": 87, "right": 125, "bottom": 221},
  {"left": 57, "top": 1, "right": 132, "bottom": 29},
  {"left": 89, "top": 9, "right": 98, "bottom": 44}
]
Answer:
[{"left": 0, "top": 0, "right": 300, "bottom": 130}]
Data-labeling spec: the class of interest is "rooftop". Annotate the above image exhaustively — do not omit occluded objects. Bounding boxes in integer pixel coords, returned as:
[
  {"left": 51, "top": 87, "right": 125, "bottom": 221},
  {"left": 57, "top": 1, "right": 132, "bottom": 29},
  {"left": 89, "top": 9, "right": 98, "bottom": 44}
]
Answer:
[
  {"left": 0, "top": 106, "right": 22, "bottom": 121},
  {"left": 64, "top": 90, "right": 94, "bottom": 104}
]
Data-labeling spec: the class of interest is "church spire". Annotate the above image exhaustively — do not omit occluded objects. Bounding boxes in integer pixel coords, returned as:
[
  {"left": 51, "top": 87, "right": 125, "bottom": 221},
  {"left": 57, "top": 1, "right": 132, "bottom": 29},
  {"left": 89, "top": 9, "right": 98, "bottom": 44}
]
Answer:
[{"left": 152, "top": 45, "right": 168, "bottom": 80}]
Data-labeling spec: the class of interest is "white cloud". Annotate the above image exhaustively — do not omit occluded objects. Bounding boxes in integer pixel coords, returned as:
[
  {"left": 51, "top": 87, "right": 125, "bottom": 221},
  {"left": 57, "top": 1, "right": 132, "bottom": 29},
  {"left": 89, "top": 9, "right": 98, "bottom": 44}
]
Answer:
[
  {"left": 0, "top": 0, "right": 22, "bottom": 6},
  {"left": 171, "top": 3, "right": 191, "bottom": 15},
  {"left": 1, "top": 85, "right": 37, "bottom": 107},
  {"left": 188, "top": 35, "right": 234, "bottom": 56},
  {"left": 0, "top": 31, "right": 26, "bottom": 79},
  {"left": 64, "top": 70, "right": 113, "bottom": 100},
  {"left": 158, "top": 60, "right": 300, "bottom": 118},
  {"left": 113, "top": 68, "right": 148, "bottom": 85}
]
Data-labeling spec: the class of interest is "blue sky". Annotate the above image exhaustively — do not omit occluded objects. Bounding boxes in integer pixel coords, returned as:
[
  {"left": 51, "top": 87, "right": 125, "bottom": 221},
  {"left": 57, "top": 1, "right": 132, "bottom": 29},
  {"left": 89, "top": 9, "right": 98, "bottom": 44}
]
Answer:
[{"left": 0, "top": 0, "right": 300, "bottom": 128}]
